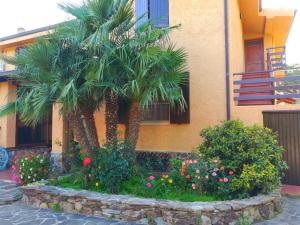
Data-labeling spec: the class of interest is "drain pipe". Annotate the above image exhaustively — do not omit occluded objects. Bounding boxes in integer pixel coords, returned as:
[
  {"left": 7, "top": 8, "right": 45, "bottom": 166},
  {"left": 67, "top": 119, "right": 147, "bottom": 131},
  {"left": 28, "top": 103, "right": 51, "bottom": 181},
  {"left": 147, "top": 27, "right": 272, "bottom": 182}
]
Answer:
[{"left": 224, "top": 0, "right": 231, "bottom": 120}]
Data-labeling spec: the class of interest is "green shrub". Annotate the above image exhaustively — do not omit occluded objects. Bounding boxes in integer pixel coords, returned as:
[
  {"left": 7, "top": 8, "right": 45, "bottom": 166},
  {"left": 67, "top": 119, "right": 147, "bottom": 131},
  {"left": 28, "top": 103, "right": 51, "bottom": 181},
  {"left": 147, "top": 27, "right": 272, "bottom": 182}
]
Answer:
[
  {"left": 92, "top": 143, "right": 136, "bottom": 193},
  {"left": 13, "top": 153, "right": 50, "bottom": 185},
  {"left": 197, "top": 120, "right": 287, "bottom": 199}
]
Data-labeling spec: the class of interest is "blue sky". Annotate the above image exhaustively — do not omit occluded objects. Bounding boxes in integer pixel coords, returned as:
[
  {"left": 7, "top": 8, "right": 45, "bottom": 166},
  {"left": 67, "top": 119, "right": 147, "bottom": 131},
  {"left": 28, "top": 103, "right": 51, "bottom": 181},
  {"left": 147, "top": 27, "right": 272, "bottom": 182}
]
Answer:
[{"left": 0, "top": 0, "right": 299, "bottom": 64}]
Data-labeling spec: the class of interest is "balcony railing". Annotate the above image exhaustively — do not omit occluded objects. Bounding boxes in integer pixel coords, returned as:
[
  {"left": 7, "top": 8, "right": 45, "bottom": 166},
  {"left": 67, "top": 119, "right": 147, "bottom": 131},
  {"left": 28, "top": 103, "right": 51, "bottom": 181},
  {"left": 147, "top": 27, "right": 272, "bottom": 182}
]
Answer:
[
  {"left": 267, "top": 46, "right": 287, "bottom": 71},
  {"left": 233, "top": 71, "right": 300, "bottom": 105}
]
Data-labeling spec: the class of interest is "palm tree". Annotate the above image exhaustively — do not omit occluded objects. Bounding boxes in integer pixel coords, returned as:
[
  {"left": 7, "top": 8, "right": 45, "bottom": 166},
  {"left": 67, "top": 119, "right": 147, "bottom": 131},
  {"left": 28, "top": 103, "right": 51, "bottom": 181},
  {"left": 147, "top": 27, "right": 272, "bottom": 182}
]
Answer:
[
  {"left": 59, "top": 0, "right": 136, "bottom": 146},
  {"left": 115, "top": 23, "right": 189, "bottom": 149},
  {"left": 0, "top": 22, "right": 101, "bottom": 155}
]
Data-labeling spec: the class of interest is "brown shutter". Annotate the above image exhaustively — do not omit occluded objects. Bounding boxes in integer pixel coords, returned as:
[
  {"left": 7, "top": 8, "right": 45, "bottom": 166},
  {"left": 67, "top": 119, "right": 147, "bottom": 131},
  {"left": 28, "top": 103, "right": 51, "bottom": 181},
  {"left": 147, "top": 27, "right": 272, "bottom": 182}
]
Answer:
[
  {"left": 170, "top": 80, "right": 190, "bottom": 124},
  {"left": 118, "top": 98, "right": 129, "bottom": 124}
]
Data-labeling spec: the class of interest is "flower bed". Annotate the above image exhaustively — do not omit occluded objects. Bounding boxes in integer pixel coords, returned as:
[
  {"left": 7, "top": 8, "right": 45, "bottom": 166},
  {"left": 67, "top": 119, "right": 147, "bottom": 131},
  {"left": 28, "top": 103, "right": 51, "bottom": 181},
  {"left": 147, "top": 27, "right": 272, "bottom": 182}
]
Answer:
[{"left": 21, "top": 184, "right": 283, "bottom": 225}]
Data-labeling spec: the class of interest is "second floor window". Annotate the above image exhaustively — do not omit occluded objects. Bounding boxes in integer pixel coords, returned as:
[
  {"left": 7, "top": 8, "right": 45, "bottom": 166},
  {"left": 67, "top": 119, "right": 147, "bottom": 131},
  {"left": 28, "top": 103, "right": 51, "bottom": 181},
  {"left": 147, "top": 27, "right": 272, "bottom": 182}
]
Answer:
[{"left": 136, "top": 0, "right": 169, "bottom": 27}]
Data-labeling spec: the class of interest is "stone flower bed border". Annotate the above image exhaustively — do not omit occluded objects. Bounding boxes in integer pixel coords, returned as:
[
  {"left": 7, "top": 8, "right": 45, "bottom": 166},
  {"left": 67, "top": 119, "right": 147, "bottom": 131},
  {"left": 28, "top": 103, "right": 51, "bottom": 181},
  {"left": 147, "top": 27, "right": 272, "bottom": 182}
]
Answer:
[{"left": 21, "top": 184, "right": 282, "bottom": 225}]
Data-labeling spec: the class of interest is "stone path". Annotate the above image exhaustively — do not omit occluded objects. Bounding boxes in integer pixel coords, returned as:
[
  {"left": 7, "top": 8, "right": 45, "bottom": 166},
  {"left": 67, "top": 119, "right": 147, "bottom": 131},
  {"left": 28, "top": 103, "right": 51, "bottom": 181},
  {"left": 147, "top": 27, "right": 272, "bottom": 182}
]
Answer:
[
  {"left": 256, "top": 197, "right": 300, "bottom": 225},
  {"left": 0, "top": 180, "right": 22, "bottom": 205},
  {"left": 0, "top": 203, "right": 138, "bottom": 225},
  {"left": 0, "top": 179, "right": 138, "bottom": 225}
]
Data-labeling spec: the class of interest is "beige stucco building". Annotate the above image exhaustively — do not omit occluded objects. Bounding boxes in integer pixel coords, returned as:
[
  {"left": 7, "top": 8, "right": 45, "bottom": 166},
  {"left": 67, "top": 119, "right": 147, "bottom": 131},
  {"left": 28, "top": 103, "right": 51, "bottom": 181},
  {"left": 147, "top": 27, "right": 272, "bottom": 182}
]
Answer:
[{"left": 0, "top": 0, "right": 297, "bottom": 155}]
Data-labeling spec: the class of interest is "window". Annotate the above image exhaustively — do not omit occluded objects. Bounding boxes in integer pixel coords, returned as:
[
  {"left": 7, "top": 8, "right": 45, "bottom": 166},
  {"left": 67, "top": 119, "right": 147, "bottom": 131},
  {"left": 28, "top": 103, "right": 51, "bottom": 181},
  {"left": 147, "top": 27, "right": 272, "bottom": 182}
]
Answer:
[
  {"left": 136, "top": 0, "right": 169, "bottom": 27},
  {"left": 16, "top": 47, "right": 25, "bottom": 55},
  {"left": 0, "top": 60, "right": 5, "bottom": 72},
  {"left": 141, "top": 102, "right": 170, "bottom": 122}
]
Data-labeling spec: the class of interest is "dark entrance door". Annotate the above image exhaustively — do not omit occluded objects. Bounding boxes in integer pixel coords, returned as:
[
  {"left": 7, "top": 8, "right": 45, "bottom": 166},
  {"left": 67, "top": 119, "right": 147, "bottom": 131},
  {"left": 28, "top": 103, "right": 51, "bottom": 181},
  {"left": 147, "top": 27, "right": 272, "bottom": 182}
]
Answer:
[
  {"left": 263, "top": 111, "right": 300, "bottom": 185},
  {"left": 16, "top": 115, "right": 52, "bottom": 147},
  {"left": 245, "top": 39, "right": 264, "bottom": 72},
  {"left": 239, "top": 39, "right": 273, "bottom": 106}
]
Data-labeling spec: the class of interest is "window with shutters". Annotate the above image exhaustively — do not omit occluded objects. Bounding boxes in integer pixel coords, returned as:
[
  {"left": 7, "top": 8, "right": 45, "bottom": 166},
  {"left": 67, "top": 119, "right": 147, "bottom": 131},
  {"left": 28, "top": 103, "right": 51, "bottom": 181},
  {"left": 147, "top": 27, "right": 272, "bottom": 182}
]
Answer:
[
  {"left": 141, "top": 102, "right": 170, "bottom": 122},
  {"left": 0, "top": 60, "right": 5, "bottom": 72},
  {"left": 135, "top": 0, "right": 169, "bottom": 27}
]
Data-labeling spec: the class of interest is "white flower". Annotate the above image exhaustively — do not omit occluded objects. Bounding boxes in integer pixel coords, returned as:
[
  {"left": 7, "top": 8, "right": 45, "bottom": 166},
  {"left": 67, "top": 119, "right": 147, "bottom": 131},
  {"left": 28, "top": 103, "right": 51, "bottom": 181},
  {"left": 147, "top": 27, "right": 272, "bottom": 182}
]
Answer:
[
  {"left": 30, "top": 168, "right": 33, "bottom": 171},
  {"left": 33, "top": 179, "right": 35, "bottom": 182},
  {"left": 28, "top": 176, "right": 31, "bottom": 179}
]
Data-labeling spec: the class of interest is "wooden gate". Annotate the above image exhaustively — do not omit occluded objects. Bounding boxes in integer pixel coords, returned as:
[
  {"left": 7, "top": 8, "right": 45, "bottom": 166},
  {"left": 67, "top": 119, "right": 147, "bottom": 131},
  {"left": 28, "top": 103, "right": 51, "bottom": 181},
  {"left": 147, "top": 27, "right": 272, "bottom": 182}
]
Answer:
[{"left": 263, "top": 110, "right": 300, "bottom": 185}]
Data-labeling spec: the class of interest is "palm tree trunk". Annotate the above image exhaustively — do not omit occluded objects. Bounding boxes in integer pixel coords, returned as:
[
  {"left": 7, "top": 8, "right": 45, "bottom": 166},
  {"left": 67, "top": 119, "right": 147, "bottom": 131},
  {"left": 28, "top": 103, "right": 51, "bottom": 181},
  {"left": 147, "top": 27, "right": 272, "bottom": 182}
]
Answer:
[
  {"left": 81, "top": 107, "right": 100, "bottom": 149},
  {"left": 69, "top": 112, "right": 93, "bottom": 155},
  {"left": 105, "top": 90, "right": 118, "bottom": 146},
  {"left": 125, "top": 101, "right": 141, "bottom": 149}
]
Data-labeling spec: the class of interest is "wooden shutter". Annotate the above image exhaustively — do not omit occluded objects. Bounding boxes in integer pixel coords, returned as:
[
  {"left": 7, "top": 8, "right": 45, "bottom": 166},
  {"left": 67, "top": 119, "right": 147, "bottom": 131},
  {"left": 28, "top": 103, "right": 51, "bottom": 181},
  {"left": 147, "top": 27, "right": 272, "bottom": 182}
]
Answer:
[
  {"left": 135, "top": 0, "right": 149, "bottom": 27},
  {"left": 170, "top": 81, "right": 190, "bottom": 124},
  {"left": 118, "top": 98, "right": 129, "bottom": 124},
  {"left": 150, "top": 0, "right": 169, "bottom": 27}
]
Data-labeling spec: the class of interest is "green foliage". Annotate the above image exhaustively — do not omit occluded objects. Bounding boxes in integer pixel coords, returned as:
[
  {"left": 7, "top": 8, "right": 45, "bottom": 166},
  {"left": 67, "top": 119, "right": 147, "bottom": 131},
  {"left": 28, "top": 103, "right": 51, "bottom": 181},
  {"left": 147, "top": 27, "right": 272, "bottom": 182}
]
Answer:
[
  {"left": 198, "top": 120, "right": 287, "bottom": 199},
  {"left": 91, "top": 142, "right": 136, "bottom": 193},
  {"left": 51, "top": 203, "right": 63, "bottom": 212},
  {"left": 238, "top": 213, "right": 250, "bottom": 225},
  {"left": 13, "top": 153, "right": 50, "bottom": 185}
]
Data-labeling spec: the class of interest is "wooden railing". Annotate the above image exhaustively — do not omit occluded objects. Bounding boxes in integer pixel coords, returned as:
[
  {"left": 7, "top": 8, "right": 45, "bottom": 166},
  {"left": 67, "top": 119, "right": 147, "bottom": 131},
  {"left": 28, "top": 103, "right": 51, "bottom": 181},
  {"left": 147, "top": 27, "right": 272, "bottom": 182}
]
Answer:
[
  {"left": 267, "top": 46, "right": 287, "bottom": 71},
  {"left": 233, "top": 72, "right": 300, "bottom": 105}
]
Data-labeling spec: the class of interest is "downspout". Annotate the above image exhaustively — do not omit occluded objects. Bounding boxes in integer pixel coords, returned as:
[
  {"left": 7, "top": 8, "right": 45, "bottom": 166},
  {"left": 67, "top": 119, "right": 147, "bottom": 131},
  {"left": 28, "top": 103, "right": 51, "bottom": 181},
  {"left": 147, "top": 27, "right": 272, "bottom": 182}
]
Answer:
[{"left": 224, "top": 0, "right": 231, "bottom": 120}]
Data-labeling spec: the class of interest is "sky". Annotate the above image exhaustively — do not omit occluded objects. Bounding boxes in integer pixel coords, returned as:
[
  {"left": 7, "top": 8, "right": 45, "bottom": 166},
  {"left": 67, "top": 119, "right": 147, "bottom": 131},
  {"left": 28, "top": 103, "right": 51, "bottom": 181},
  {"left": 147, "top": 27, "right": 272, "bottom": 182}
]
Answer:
[{"left": 0, "top": 0, "right": 299, "bottom": 64}]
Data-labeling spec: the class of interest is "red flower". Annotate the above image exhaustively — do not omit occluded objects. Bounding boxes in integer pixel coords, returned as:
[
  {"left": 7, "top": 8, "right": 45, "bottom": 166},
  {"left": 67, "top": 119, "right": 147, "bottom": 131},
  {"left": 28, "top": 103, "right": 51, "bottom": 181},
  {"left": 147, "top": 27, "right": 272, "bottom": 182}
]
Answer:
[
  {"left": 181, "top": 162, "right": 186, "bottom": 176},
  {"left": 228, "top": 171, "right": 234, "bottom": 175},
  {"left": 43, "top": 169, "right": 48, "bottom": 173},
  {"left": 185, "top": 175, "right": 191, "bottom": 180},
  {"left": 83, "top": 157, "right": 92, "bottom": 167},
  {"left": 219, "top": 178, "right": 224, "bottom": 183},
  {"left": 220, "top": 166, "right": 225, "bottom": 171}
]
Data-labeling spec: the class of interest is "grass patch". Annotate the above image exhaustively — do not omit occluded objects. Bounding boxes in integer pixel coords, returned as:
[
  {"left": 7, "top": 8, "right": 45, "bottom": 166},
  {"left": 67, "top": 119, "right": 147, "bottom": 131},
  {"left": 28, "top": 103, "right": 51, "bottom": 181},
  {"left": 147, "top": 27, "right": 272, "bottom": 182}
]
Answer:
[{"left": 49, "top": 175, "right": 218, "bottom": 202}]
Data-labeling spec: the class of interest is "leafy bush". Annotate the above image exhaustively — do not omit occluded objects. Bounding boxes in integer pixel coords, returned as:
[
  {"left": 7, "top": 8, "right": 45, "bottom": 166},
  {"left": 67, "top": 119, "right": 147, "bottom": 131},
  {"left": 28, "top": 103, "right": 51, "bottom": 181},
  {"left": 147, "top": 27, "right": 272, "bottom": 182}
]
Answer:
[
  {"left": 197, "top": 120, "right": 287, "bottom": 199},
  {"left": 12, "top": 153, "right": 50, "bottom": 185},
  {"left": 92, "top": 143, "right": 136, "bottom": 193},
  {"left": 144, "top": 158, "right": 235, "bottom": 200}
]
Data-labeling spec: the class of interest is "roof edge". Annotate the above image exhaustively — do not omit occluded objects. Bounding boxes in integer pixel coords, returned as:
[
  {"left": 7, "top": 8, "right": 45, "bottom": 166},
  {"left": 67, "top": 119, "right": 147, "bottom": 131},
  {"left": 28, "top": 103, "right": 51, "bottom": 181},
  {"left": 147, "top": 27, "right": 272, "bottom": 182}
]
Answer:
[{"left": 0, "top": 22, "right": 64, "bottom": 42}]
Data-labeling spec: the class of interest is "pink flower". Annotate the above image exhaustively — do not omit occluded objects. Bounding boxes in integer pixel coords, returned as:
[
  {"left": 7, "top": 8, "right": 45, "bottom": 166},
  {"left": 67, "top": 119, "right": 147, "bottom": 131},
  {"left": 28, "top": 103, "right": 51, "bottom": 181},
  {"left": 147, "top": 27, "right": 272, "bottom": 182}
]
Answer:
[
  {"left": 220, "top": 166, "right": 225, "bottom": 171},
  {"left": 219, "top": 178, "right": 224, "bottom": 183},
  {"left": 212, "top": 172, "right": 217, "bottom": 177},
  {"left": 224, "top": 177, "right": 229, "bottom": 183},
  {"left": 88, "top": 174, "right": 92, "bottom": 178},
  {"left": 213, "top": 159, "right": 218, "bottom": 163},
  {"left": 205, "top": 175, "right": 209, "bottom": 179},
  {"left": 33, "top": 174, "right": 37, "bottom": 177},
  {"left": 146, "top": 182, "right": 152, "bottom": 188},
  {"left": 191, "top": 183, "right": 196, "bottom": 190},
  {"left": 12, "top": 165, "right": 16, "bottom": 171},
  {"left": 213, "top": 168, "right": 218, "bottom": 172},
  {"left": 229, "top": 171, "right": 234, "bottom": 175},
  {"left": 193, "top": 160, "right": 198, "bottom": 164},
  {"left": 149, "top": 176, "right": 155, "bottom": 180}
]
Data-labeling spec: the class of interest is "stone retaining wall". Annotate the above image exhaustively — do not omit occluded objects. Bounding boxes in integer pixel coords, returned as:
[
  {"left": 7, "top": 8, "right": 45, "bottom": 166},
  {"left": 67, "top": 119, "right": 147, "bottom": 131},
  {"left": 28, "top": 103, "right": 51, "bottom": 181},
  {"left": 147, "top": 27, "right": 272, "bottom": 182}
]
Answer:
[{"left": 21, "top": 185, "right": 283, "bottom": 225}]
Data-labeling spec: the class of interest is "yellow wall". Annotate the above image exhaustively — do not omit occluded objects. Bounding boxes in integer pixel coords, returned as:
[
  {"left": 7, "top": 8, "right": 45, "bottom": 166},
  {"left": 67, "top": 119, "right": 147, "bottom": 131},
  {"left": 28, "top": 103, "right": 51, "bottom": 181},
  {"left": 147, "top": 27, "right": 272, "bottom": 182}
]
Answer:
[
  {"left": 0, "top": 81, "right": 16, "bottom": 147},
  {"left": 228, "top": 0, "right": 245, "bottom": 112},
  {"left": 0, "top": 0, "right": 295, "bottom": 152}
]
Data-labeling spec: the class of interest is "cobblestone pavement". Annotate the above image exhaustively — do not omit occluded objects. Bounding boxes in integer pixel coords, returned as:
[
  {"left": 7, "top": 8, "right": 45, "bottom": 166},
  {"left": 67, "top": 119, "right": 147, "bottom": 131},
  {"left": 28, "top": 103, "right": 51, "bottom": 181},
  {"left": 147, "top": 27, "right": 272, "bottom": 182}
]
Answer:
[
  {"left": 0, "top": 180, "right": 22, "bottom": 205},
  {"left": 256, "top": 197, "right": 300, "bottom": 225},
  {"left": 0, "top": 203, "right": 138, "bottom": 225}
]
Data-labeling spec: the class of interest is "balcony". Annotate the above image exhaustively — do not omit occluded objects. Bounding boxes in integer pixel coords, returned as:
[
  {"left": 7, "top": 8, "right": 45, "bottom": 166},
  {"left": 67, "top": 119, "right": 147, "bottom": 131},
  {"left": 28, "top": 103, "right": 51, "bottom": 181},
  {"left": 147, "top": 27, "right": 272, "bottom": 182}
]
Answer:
[{"left": 233, "top": 46, "right": 300, "bottom": 106}]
